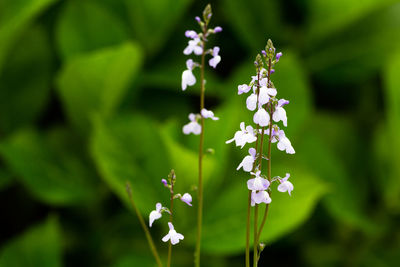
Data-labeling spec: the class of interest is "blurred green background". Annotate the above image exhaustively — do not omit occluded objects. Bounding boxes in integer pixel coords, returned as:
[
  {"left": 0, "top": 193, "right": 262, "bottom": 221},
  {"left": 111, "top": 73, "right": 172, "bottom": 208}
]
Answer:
[{"left": 1, "top": 0, "right": 400, "bottom": 266}]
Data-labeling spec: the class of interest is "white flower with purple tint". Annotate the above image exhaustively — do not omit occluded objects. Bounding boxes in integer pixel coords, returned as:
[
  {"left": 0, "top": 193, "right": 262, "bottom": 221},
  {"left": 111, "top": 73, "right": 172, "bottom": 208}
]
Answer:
[
  {"left": 185, "top": 30, "right": 198, "bottom": 39},
  {"left": 251, "top": 190, "right": 271, "bottom": 206},
  {"left": 226, "top": 122, "right": 257, "bottom": 148},
  {"left": 273, "top": 99, "right": 289, "bottom": 126},
  {"left": 275, "top": 129, "right": 295, "bottom": 154},
  {"left": 237, "top": 148, "right": 256, "bottom": 172},
  {"left": 209, "top": 46, "right": 221, "bottom": 68},
  {"left": 247, "top": 171, "right": 270, "bottom": 191},
  {"left": 201, "top": 108, "right": 219, "bottom": 120},
  {"left": 238, "top": 84, "right": 251, "bottom": 95},
  {"left": 246, "top": 93, "right": 258, "bottom": 111},
  {"left": 162, "top": 222, "right": 184, "bottom": 245},
  {"left": 182, "top": 59, "right": 196, "bottom": 91},
  {"left": 253, "top": 108, "right": 270, "bottom": 127},
  {"left": 277, "top": 173, "right": 293, "bottom": 195},
  {"left": 180, "top": 193, "right": 192, "bottom": 206},
  {"left": 183, "top": 37, "right": 203, "bottom": 55},
  {"left": 149, "top": 203, "right": 163, "bottom": 227},
  {"left": 161, "top": 179, "right": 168, "bottom": 187},
  {"left": 259, "top": 86, "right": 277, "bottom": 106},
  {"left": 183, "top": 113, "right": 201, "bottom": 135}
]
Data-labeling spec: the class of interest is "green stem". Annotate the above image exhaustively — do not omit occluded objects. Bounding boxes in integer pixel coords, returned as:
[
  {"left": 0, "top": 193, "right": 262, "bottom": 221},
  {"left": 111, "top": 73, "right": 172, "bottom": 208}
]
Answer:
[
  {"left": 126, "top": 182, "right": 163, "bottom": 267},
  {"left": 256, "top": 58, "right": 273, "bottom": 251},
  {"left": 167, "top": 181, "right": 174, "bottom": 267},
  {"left": 195, "top": 26, "right": 207, "bottom": 267},
  {"left": 253, "top": 205, "right": 259, "bottom": 267}
]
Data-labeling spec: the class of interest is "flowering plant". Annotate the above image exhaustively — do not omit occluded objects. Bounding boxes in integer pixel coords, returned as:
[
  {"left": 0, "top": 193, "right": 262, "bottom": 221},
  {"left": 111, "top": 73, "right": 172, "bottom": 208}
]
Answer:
[{"left": 226, "top": 39, "right": 295, "bottom": 267}]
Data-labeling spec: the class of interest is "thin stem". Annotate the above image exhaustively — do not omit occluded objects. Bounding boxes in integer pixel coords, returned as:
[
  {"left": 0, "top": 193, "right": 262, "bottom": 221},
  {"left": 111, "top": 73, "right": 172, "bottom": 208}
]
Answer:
[
  {"left": 253, "top": 205, "right": 259, "bottom": 267},
  {"left": 256, "top": 58, "right": 273, "bottom": 251},
  {"left": 126, "top": 182, "right": 163, "bottom": 267},
  {"left": 167, "top": 181, "right": 174, "bottom": 267},
  {"left": 195, "top": 26, "right": 207, "bottom": 267}
]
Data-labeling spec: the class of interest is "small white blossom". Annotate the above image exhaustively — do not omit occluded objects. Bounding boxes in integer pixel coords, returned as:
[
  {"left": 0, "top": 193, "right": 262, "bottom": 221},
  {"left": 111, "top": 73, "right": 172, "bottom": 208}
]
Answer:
[
  {"left": 277, "top": 173, "right": 293, "bottom": 195},
  {"left": 209, "top": 46, "right": 221, "bottom": 68},
  {"left": 182, "top": 59, "right": 196, "bottom": 91},
  {"left": 273, "top": 99, "right": 289, "bottom": 126},
  {"left": 251, "top": 190, "right": 272, "bottom": 206},
  {"left": 201, "top": 108, "right": 219, "bottom": 120},
  {"left": 185, "top": 30, "right": 198, "bottom": 39},
  {"left": 180, "top": 193, "right": 192, "bottom": 206},
  {"left": 162, "top": 222, "right": 184, "bottom": 245},
  {"left": 253, "top": 108, "right": 270, "bottom": 127},
  {"left": 183, "top": 37, "right": 203, "bottom": 55},
  {"left": 149, "top": 203, "right": 163, "bottom": 227},
  {"left": 238, "top": 84, "right": 251, "bottom": 95},
  {"left": 226, "top": 122, "right": 257, "bottom": 148},
  {"left": 258, "top": 86, "right": 277, "bottom": 106},
  {"left": 237, "top": 148, "right": 256, "bottom": 172},
  {"left": 183, "top": 113, "right": 201, "bottom": 135},
  {"left": 247, "top": 171, "right": 270, "bottom": 191},
  {"left": 246, "top": 93, "right": 258, "bottom": 111},
  {"left": 276, "top": 130, "right": 295, "bottom": 154}
]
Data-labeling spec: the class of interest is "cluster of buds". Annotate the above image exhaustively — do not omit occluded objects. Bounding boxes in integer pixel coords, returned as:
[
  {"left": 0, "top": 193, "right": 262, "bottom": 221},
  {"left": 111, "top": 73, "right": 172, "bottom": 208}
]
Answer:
[
  {"left": 181, "top": 4, "right": 222, "bottom": 134},
  {"left": 149, "top": 170, "right": 192, "bottom": 245},
  {"left": 227, "top": 39, "right": 295, "bottom": 206}
]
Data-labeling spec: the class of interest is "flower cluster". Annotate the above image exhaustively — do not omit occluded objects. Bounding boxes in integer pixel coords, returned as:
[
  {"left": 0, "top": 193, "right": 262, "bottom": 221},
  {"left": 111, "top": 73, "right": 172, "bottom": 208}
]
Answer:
[
  {"left": 181, "top": 9, "right": 222, "bottom": 135},
  {"left": 149, "top": 170, "right": 192, "bottom": 245},
  {"left": 227, "top": 40, "right": 295, "bottom": 206}
]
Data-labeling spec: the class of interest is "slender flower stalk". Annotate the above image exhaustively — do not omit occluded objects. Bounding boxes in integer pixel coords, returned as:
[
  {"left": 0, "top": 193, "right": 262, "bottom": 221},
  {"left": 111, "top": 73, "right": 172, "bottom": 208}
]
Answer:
[
  {"left": 126, "top": 182, "right": 163, "bottom": 267},
  {"left": 180, "top": 4, "right": 222, "bottom": 267},
  {"left": 227, "top": 39, "right": 295, "bottom": 267},
  {"left": 167, "top": 175, "right": 174, "bottom": 267}
]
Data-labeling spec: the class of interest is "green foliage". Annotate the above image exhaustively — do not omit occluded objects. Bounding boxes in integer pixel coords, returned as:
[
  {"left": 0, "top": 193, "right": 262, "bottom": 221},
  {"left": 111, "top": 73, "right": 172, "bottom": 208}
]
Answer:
[
  {"left": 0, "top": 217, "right": 62, "bottom": 267},
  {"left": 1, "top": 0, "right": 399, "bottom": 266},
  {"left": 0, "top": 128, "right": 96, "bottom": 205},
  {"left": 57, "top": 42, "right": 143, "bottom": 133},
  {"left": 0, "top": 25, "right": 52, "bottom": 134}
]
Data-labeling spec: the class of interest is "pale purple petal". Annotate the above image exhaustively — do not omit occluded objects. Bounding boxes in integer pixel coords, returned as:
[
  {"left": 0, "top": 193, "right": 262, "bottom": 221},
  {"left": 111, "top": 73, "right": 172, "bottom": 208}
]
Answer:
[
  {"left": 253, "top": 109, "right": 270, "bottom": 127},
  {"left": 238, "top": 84, "right": 251, "bottom": 95},
  {"left": 182, "top": 69, "right": 196, "bottom": 90},
  {"left": 209, "top": 55, "right": 221, "bottom": 68},
  {"left": 180, "top": 193, "right": 192, "bottom": 206},
  {"left": 273, "top": 107, "right": 287, "bottom": 126},
  {"left": 185, "top": 30, "right": 198, "bottom": 39},
  {"left": 246, "top": 93, "right": 258, "bottom": 111},
  {"left": 213, "top": 26, "right": 222, "bottom": 33},
  {"left": 276, "top": 52, "right": 282, "bottom": 62}
]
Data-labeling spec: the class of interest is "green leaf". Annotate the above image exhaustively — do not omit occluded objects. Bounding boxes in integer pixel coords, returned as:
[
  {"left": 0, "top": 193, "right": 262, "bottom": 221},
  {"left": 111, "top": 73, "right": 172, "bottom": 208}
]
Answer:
[
  {"left": 221, "top": 0, "right": 284, "bottom": 52},
  {"left": 306, "top": 0, "right": 397, "bottom": 42},
  {"left": 306, "top": 3, "right": 400, "bottom": 83},
  {"left": 0, "top": 128, "right": 96, "bottom": 205},
  {"left": 377, "top": 48, "right": 400, "bottom": 211},
  {"left": 56, "top": 42, "right": 143, "bottom": 133},
  {"left": 90, "top": 114, "right": 171, "bottom": 213},
  {"left": 123, "top": 0, "right": 192, "bottom": 55},
  {"left": 0, "top": 0, "right": 58, "bottom": 74},
  {"left": 56, "top": 0, "right": 129, "bottom": 59},
  {"left": 0, "top": 25, "right": 52, "bottom": 134},
  {"left": 201, "top": 167, "right": 328, "bottom": 254},
  {"left": 0, "top": 217, "right": 62, "bottom": 267}
]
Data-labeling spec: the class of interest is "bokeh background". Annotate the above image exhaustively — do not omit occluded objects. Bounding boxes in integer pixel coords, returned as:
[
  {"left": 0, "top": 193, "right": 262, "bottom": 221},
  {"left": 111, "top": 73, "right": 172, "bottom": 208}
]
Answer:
[{"left": 1, "top": 0, "right": 400, "bottom": 266}]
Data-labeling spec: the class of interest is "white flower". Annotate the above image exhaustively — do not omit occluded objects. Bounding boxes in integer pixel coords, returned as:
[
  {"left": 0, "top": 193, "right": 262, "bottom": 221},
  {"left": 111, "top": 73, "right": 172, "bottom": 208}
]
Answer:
[
  {"left": 162, "top": 222, "right": 184, "bottom": 245},
  {"left": 149, "top": 203, "right": 163, "bottom": 227},
  {"left": 237, "top": 147, "right": 256, "bottom": 172},
  {"left": 251, "top": 190, "right": 272, "bottom": 206},
  {"left": 226, "top": 122, "right": 257, "bottom": 148},
  {"left": 180, "top": 193, "right": 192, "bottom": 206},
  {"left": 181, "top": 59, "right": 196, "bottom": 91},
  {"left": 276, "top": 130, "right": 295, "bottom": 154},
  {"left": 247, "top": 171, "right": 270, "bottom": 191},
  {"left": 238, "top": 84, "right": 251, "bottom": 95},
  {"left": 253, "top": 108, "right": 270, "bottom": 127},
  {"left": 246, "top": 93, "right": 258, "bottom": 111},
  {"left": 185, "top": 30, "right": 198, "bottom": 39},
  {"left": 273, "top": 99, "right": 289, "bottom": 126},
  {"left": 183, "top": 37, "right": 203, "bottom": 55},
  {"left": 209, "top": 46, "right": 221, "bottom": 68},
  {"left": 183, "top": 113, "right": 201, "bottom": 135},
  {"left": 201, "top": 108, "right": 219, "bottom": 120},
  {"left": 258, "top": 86, "right": 277, "bottom": 106},
  {"left": 277, "top": 173, "right": 294, "bottom": 195}
]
